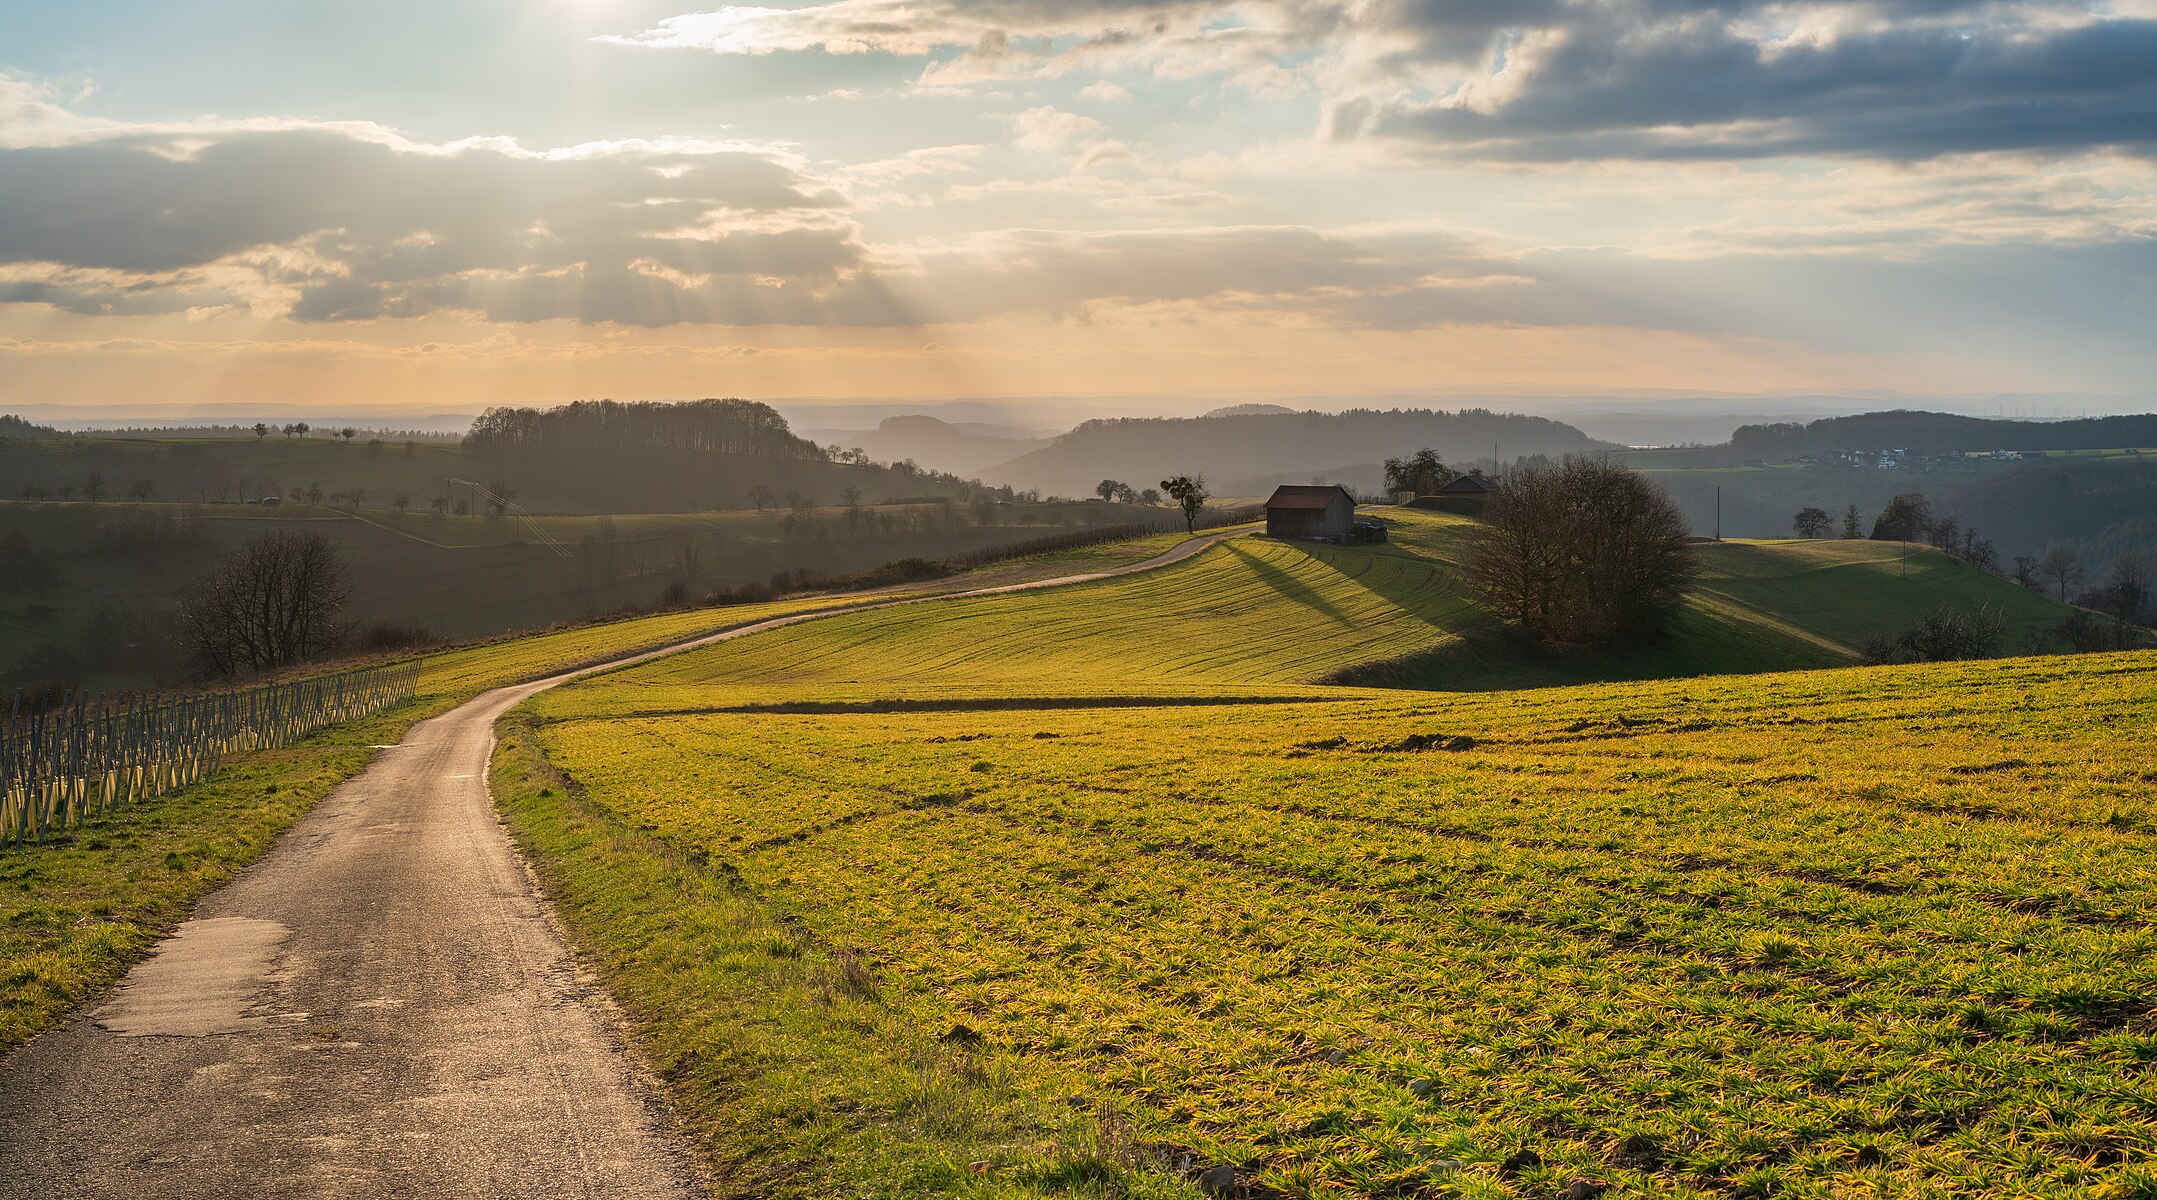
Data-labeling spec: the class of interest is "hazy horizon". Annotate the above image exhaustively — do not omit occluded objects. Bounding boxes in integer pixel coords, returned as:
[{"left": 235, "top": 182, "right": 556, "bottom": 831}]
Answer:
[{"left": 6, "top": 1, "right": 2156, "bottom": 412}]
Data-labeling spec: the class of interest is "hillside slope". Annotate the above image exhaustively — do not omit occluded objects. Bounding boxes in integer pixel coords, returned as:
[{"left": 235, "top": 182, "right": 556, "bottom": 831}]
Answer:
[
  {"left": 561, "top": 508, "right": 2075, "bottom": 711},
  {"left": 508, "top": 546, "right": 2157, "bottom": 1197}
]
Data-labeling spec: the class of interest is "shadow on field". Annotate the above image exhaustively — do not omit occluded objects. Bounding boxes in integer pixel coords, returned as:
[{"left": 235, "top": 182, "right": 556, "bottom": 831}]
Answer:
[
  {"left": 607, "top": 694, "right": 1358, "bottom": 718},
  {"left": 1232, "top": 543, "right": 1356, "bottom": 627}
]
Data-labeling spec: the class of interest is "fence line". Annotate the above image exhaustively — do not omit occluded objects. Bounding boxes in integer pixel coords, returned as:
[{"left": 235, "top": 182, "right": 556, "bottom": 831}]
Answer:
[{"left": 0, "top": 660, "right": 422, "bottom": 847}]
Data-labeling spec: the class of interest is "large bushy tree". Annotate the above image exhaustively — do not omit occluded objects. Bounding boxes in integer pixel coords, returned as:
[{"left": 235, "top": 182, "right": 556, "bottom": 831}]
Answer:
[{"left": 1465, "top": 457, "right": 1695, "bottom": 648}]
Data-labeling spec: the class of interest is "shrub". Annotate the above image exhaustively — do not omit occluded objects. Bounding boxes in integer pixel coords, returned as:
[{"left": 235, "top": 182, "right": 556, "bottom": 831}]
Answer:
[
  {"left": 1862, "top": 607, "right": 2004, "bottom": 665},
  {"left": 2055, "top": 609, "right": 2150, "bottom": 654}
]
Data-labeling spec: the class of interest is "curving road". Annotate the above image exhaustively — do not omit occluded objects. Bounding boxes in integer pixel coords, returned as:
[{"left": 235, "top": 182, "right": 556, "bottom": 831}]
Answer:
[{"left": 0, "top": 526, "right": 1247, "bottom": 1200}]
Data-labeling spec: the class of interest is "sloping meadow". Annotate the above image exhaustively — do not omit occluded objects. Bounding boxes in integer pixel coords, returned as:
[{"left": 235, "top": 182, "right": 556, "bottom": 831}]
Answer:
[{"left": 507, "top": 522, "right": 2157, "bottom": 1197}]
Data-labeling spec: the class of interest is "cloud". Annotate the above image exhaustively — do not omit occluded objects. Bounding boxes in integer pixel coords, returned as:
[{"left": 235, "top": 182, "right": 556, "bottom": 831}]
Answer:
[
  {"left": 0, "top": 96, "right": 921, "bottom": 328},
  {"left": 1362, "top": 15, "right": 2157, "bottom": 163},
  {"left": 611, "top": 1, "right": 2157, "bottom": 163},
  {"left": 1011, "top": 106, "right": 1108, "bottom": 152}
]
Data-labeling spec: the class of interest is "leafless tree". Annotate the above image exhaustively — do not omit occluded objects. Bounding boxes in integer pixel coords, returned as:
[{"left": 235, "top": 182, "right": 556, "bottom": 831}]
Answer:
[
  {"left": 174, "top": 531, "right": 352, "bottom": 676},
  {"left": 1465, "top": 456, "right": 1695, "bottom": 647},
  {"left": 2041, "top": 547, "right": 2084, "bottom": 602},
  {"left": 1792, "top": 506, "right": 1832, "bottom": 538}
]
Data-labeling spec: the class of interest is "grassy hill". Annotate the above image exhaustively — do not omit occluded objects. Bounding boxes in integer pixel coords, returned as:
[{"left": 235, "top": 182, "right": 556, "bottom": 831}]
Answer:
[
  {"left": 489, "top": 507, "right": 2147, "bottom": 1198},
  {"left": 561, "top": 509, "right": 2073, "bottom": 710}
]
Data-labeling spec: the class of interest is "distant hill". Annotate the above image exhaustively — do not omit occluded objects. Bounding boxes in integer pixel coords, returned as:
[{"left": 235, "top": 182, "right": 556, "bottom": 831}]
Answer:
[
  {"left": 976, "top": 408, "right": 1612, "bottom": 497},
  {"left": 1732, "top": 411, "right": 2157, "bottom": 458},
  {"left": 463, "top": 399, "right": 994, "bottom": 512},
  {"left": 1202, "top": 403, "right": 1296, "bottom": 419},
  {"left": 799, "top": 415, "right": 1050, "bottom": 477},
  {"left": 0, "top": 414, "right": 59, "bottom": 440}
]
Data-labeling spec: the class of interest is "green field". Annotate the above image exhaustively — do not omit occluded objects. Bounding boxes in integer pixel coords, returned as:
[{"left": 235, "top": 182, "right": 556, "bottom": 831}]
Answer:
[
  {"left": 555, "top": 511, "right": 2072, "bottom": 710},
  {"left": 496, "top": 512, "right": 2149, "bottom": 1198}
]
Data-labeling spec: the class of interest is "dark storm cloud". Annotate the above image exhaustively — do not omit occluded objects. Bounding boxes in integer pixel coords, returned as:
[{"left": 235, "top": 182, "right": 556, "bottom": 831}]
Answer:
[{"left": 1369, "top": 15, "right": 2157, "bottom": 161}]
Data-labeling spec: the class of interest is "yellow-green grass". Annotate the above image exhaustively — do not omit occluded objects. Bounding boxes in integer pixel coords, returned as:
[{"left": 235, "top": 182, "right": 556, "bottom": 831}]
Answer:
[
  {"left": 0, "top": 524, "right": 1238, "bottom": 1045},
  {"left": 553, "top": 510, "right": 2074, "bottom": 716},
  {"left": 510, "top": 650, "right": 2157, "bottom": 1199}
]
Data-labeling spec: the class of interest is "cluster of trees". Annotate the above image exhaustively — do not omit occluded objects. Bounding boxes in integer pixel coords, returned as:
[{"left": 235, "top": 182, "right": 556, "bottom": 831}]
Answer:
[
  {"left": 1382, "top": 449, "right": 1449, "bottom": 495},
  {"left": 1861, "top": 608, "right": 2004, "bottom": 665},
  {"left": 463, "top": 398, "right": 997, "bottom": 514},
  {"left": 466, "top": 399, "right": 822, "bottom": 460},
  {"left": 1791, "top": 493, "right": 1999, "bottom": 569},
  {"left": 2015, "top": 548, "right": 2152, "bottom": 620},
  {"left": 1092, "top": 479, "right": 1163, "bottom": 505},
  {"left": 0, "top": 414, "right": 59, "bottom": 440},
  {"left": 1466, "top": 457, "right": 1695, "bottom": 648}
]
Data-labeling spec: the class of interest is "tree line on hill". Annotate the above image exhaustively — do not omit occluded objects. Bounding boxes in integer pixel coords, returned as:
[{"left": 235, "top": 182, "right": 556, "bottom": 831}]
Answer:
[
  {"left": 1730, "top": 411, "right": 2157, "bottom": 460},
  {"left": 0, "top": 414, "right": 59, "bottom": 440},
  {"left": 463, "top": 398, "right": 1017, "bottom": 513}
]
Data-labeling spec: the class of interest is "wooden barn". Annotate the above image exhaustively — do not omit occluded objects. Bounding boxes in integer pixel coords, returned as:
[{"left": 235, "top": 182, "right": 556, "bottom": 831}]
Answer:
[
  {"left": 1425, "top": 473, "right": 1495, "bottom": 516},
  {"left": 1265, "top": 484, "right": 1357, "bottom": 541}
]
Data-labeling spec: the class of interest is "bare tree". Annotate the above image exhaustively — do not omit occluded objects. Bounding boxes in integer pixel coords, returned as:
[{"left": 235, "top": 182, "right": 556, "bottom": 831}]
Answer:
[
  {"left": 174, "top": 531, "right": 352, "bottom": 676},
  {"left": 1792, "top": 506, "right": 1832, "bottom": 538},
  {"left": 1160, "top": 474, "right": 1209, "bottom": 532},
  {"left": 2041, "top": 546, "right": 2084, "bottom": 602},
  {"left": 1465, "top": 456, "right": 1695, "bottom": 648}
]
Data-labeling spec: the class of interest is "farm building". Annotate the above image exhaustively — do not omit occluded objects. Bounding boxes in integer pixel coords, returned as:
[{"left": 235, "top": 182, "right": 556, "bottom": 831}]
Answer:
[
  {"left": 1265, "top": 484, "right": 1357, "bottom": 541},
  {"left": 1421, "top": 473, "right": 1494, "bottom": 516}
]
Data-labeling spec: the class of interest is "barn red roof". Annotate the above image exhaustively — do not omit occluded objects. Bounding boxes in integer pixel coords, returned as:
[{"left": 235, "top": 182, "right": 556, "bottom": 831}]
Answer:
[{"left": 1265, "top": 484, "right": 1352, "bottom": 510}]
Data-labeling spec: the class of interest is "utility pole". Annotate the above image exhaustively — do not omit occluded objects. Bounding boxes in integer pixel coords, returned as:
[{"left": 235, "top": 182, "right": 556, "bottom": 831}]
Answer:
[{"left": 1715, "top": 485, "right": 1722, "bottom": 541}]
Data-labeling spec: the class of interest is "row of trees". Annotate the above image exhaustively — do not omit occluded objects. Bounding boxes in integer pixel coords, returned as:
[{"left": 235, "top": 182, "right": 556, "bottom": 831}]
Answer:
[{"left": 1093, "top": 479, "right": 1164, "bottom": 505}]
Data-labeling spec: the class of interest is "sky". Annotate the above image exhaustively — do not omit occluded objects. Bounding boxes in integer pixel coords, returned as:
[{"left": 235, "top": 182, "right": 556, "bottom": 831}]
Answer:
[{"left": 1, "top": 0, "right": 2154, "bottom": 414}]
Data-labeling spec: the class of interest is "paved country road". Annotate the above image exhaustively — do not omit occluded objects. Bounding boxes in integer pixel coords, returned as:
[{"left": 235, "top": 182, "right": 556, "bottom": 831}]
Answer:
[{"left": 0, "top": 526, "right": 1248, "bottom": 1200}]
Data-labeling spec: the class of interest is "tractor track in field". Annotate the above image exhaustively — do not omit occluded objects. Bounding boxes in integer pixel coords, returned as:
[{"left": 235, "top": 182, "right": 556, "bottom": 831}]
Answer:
[{"left": 0, "top": 526, "right": 1247, "bottom": 1200}]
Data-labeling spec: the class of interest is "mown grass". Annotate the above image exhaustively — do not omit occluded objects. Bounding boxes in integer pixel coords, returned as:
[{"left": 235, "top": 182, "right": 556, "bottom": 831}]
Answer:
[
  {"left": 0, "top": 526, "right": 1236, "bottom": 1046},
  {"left": 521, "top": 650, "right": 2157, "bottom": 1198},
  {"left": 509, "top": 513, "right": 2150, "bottom": 1197}
]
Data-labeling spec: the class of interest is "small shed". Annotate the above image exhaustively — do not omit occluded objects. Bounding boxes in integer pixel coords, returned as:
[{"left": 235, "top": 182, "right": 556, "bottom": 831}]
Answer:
[
  {"left": 1421, "top": 473, "right": 1494, "bottom": 516},
  {"left": 1265, "top": 484, "right": 1357, "bottom": 542}
]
